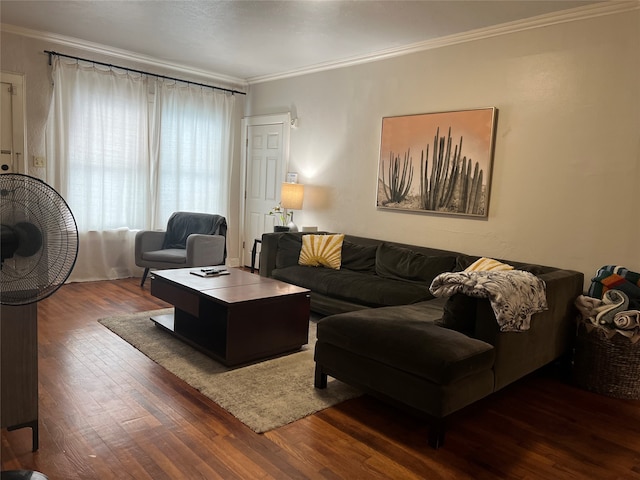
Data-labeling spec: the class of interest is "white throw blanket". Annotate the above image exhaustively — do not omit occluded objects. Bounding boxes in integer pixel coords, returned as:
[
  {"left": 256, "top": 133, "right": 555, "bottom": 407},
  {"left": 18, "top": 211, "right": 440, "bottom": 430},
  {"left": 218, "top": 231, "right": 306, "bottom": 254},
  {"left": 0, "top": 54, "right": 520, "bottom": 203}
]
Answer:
[{"left": 429, "top": 270, "right": 548, "bottom": 332}]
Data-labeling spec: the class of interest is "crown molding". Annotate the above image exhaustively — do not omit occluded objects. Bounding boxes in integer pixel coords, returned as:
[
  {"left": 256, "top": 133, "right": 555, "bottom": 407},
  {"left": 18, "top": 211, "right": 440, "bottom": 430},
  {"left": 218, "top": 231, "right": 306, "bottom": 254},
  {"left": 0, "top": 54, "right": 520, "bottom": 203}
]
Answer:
[
  {"left": 247, "top": 0, "right": 639, "bottom": 85},
  {"left": 2, "top": 1, "right": 637, "bottom": 87},
  {"left": 0, "top": 23, "right": 248, "bottom": 90}
]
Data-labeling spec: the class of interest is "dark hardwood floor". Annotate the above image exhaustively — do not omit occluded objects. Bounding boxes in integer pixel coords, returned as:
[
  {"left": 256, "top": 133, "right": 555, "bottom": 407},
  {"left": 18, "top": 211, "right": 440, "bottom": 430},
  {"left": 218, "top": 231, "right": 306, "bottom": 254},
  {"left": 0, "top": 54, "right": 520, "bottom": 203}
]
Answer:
[{"left": 2, "top": 276, "right": 639, "bottom": 479}]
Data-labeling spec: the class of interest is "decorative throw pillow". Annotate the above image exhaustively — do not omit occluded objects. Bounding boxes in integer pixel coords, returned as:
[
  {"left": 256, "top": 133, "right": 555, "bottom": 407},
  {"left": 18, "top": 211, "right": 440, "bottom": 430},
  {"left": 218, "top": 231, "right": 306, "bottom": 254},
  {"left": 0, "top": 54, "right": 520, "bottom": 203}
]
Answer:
[
  {"left": 299, "top": 234, "right": 345, "bottom": 269},
  {"left": 464, "top": 257, "right": 514, "bottom": 272}
]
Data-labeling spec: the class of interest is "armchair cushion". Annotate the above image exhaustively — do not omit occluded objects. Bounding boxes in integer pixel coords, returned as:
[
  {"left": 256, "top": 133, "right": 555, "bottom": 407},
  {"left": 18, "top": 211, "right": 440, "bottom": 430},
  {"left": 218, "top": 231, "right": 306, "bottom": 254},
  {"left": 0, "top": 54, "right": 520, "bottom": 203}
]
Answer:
[{"left": 142, "top": 248, "right": 187, "bottom": 264}]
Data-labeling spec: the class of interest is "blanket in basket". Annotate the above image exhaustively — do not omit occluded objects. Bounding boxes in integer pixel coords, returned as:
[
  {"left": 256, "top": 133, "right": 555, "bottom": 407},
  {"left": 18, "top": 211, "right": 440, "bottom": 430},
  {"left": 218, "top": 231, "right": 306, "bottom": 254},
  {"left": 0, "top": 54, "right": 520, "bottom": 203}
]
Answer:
[
  {"left": 588, "top": 265, "right": 640, "bottom": 309},
  {"left": 575, "top": 290, "right": 640, "bottom": 343}
]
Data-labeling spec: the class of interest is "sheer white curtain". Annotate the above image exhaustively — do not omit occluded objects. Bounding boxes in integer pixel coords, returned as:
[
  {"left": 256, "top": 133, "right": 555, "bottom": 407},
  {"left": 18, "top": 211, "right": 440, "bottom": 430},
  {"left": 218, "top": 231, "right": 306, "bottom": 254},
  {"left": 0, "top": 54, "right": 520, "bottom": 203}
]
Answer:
[
  {"left": 149, "top": 82, "right": 235, "bottom": 228},
  {"left": 46, "top": 58, "right": 235, "bottom": 282}
]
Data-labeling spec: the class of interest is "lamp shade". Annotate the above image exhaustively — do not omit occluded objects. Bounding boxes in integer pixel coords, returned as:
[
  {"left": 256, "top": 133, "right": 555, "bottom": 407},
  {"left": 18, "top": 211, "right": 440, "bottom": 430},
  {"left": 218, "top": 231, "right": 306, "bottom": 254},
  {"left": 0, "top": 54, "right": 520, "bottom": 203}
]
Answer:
[{"left": 280, "top": 183, "right": 304, "bottom": 210}]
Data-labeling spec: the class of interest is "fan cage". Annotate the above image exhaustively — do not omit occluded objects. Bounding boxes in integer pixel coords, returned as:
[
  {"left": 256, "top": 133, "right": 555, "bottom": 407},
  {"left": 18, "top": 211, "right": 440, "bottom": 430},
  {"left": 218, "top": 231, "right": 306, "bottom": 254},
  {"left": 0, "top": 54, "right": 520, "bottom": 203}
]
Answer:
[{"left": 0, "top": 174, "right": 78, "bottom": 305}]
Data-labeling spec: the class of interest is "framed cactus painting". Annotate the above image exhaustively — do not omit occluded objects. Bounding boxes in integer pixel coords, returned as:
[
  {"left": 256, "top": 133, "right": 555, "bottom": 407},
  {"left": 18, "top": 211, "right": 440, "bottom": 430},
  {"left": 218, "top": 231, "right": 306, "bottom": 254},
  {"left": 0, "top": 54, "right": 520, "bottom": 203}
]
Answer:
[{"left": 376, "top": 107, "right": 498, "bottom": 218}]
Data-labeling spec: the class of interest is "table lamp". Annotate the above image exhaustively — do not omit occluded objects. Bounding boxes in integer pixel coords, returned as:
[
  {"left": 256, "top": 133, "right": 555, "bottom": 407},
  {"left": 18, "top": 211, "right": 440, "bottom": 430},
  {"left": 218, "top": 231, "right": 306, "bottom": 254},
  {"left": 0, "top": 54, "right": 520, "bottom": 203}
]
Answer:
[{"left": 280, "top": 182, "right": 304, "bottom": 232}]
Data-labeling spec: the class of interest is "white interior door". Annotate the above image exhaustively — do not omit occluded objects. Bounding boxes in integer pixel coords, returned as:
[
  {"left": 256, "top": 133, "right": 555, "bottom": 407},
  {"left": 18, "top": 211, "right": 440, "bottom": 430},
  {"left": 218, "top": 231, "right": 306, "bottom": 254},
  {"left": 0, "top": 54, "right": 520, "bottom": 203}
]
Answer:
[
  {"left": 240, "top": 113, "right": 290, "bottom": 269},
  {"left": 0, "top": 72, "right": 26, "bottom": 173}
]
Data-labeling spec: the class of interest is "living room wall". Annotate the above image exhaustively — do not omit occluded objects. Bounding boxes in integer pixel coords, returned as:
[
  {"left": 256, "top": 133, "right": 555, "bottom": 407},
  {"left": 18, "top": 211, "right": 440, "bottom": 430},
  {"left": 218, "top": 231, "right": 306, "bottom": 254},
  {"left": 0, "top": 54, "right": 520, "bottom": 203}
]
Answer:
[{"left": 245, "top": 9, "right": 640, "bottom": 285}]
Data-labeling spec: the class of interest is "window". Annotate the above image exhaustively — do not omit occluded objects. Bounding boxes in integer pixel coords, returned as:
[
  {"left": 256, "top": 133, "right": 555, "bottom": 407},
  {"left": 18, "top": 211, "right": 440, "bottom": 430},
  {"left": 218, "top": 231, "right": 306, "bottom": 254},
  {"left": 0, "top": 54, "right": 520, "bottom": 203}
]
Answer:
[{"left": 46, "top": 58, "right": 235, "bottom": 280}]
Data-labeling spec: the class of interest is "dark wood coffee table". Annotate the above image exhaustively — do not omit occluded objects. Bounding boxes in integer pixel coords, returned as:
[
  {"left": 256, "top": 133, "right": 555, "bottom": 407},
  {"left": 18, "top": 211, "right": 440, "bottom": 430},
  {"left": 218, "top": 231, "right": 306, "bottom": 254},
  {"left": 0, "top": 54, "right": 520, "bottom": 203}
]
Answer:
[{"left": 150, "top": 267, "right": 310, "bottom": 366}]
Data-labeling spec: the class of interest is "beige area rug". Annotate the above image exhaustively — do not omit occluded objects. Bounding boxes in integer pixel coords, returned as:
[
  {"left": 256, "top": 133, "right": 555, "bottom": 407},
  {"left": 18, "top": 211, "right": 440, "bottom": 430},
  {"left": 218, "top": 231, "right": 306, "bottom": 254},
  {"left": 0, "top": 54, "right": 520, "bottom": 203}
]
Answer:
[{"left": 98, "top": 309, "right": 361, "bottom": 433}]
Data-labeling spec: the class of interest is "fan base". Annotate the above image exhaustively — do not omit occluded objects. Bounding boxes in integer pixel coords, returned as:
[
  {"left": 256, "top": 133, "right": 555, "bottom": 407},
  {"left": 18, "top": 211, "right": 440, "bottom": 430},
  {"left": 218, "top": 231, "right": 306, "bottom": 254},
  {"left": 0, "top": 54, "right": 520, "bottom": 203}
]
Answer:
[{"left": 1, "top": 471, "right": 48, "bottom": 480}]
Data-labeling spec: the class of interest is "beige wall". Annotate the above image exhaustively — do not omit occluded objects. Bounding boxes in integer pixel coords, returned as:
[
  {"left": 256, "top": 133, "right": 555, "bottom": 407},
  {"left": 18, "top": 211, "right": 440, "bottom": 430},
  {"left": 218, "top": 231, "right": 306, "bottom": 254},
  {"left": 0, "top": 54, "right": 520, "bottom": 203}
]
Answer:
[
  {"left": 246, "top": 10, "right": 640, "bottom": 285},
  {"left": 0, "top": 31, "right": 246, "bottom": 264}
]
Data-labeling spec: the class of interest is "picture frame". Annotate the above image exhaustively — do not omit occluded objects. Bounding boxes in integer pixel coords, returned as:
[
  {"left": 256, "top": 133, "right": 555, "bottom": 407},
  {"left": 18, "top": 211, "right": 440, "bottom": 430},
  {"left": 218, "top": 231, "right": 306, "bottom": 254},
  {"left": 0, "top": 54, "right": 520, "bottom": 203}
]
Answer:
[{"left": 376, "top": 107, "right": 498, "bottom": 218}]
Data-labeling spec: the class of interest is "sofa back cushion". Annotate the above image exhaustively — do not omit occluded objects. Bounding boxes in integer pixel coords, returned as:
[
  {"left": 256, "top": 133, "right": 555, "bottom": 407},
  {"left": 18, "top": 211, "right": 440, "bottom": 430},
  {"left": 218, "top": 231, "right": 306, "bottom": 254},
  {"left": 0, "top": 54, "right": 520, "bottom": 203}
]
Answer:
[
  {"left": 341, "top": 241, "right": 378, "bottom": 273},
  {"left": 277, "top": 234, "right": 380, "bottom": 273},
  {"left": 375, "top": 242, "right": 456, "bottom": 285},
  {"left": 454, "top": 254, "right": 480, "bottom": 271},
  {"left": 275, "top": 234, "right": 303, "bottom": 269},
  {"left": 438, "top": 294, "right": 478, "bottom": 336}
]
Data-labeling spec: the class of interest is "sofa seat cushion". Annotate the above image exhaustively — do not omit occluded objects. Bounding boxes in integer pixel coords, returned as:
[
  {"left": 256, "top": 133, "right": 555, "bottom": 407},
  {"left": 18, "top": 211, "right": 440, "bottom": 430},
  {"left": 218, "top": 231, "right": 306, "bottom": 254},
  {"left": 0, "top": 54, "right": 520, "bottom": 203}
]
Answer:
[
  {"left": 141, "top": 248, "right": 187, "bottom": 264},
  {"left": 272, "top": 265, "right": 434, "bottom": 307},
  {"left": 317, "top": 306, "right": 495, "bottom": 385}
]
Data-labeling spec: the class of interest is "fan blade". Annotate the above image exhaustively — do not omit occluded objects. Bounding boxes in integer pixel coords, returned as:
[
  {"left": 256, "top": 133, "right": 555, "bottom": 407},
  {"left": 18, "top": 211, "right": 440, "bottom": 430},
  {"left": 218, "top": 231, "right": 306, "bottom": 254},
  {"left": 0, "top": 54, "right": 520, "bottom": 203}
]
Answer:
[
  {"left": 0, "top": 224, "right": 19, "bottom": 262},
  {"left": 0, "top": 223, "right": 42, "bottom": 262},
  {"left": 13, "top": 222, "right": 43, "bottom": 257}
]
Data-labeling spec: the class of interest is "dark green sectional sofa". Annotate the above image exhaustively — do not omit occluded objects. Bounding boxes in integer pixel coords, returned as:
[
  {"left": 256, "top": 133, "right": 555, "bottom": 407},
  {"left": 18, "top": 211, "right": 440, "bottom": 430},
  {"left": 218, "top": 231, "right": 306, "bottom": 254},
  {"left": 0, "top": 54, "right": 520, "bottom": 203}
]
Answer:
[{"left": 259, "top": 232, "right": 584, "bottom": 448}]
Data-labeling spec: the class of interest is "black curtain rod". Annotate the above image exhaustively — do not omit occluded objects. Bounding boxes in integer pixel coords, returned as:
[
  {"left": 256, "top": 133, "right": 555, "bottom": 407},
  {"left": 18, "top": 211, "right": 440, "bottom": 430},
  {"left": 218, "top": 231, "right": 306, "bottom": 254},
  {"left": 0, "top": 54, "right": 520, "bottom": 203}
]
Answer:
[{"left": 44, "top": 50, "right": 246, "bottom": 96}]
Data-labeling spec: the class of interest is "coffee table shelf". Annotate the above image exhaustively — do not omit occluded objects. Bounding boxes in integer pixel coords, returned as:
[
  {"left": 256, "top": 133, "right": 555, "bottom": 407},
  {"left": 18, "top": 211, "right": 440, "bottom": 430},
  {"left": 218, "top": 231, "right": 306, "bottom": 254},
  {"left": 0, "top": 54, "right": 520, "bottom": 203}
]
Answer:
[{"left": 150, "top": 268, "right": 310, "bottom": 366}]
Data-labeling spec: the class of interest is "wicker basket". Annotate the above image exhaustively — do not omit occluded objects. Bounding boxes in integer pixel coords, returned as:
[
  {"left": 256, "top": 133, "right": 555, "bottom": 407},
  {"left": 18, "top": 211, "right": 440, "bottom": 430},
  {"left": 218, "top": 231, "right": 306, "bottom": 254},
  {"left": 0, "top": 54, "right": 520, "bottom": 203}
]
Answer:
[{"left": 573, "top": 323, "right": 640, "bottom": 399}]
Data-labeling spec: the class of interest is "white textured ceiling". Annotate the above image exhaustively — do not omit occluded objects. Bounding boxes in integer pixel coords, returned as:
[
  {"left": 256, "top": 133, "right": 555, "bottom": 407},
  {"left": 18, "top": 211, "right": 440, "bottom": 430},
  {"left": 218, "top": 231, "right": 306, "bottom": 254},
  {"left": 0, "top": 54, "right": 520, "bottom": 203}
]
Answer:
[{"left": 1, "top": 1, "right": 603, "bottom": 83}]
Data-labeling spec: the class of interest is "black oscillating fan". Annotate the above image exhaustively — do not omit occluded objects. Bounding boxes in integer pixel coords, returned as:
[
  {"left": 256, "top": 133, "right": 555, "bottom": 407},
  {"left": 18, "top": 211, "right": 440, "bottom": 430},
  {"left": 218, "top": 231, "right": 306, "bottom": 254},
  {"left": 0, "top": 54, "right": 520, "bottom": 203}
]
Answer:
[
  {"left": 0, "top": 173, "right": 78, "bottom": 480},
  {"left": 0, "top": 173, "right": 78, "bottom": 305}
]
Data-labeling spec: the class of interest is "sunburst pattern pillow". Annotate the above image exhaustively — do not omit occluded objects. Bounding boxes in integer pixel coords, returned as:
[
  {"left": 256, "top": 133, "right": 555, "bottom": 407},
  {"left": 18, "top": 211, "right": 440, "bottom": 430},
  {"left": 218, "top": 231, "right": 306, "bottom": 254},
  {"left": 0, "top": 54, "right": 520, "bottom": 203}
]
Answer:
[
  {"left": 299, "top": 234, "right": 345, "bottom": 269},
  {"left": 465, "top": 257, "right": 514, "bottom": 272}
]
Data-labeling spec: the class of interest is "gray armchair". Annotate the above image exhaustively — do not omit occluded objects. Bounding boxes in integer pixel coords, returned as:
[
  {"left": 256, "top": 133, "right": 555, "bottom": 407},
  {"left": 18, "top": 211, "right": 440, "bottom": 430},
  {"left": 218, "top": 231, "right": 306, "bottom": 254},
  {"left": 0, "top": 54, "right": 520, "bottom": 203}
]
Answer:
[{"left": 135, "top": 212, "right": 227, "bottom": 286}]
